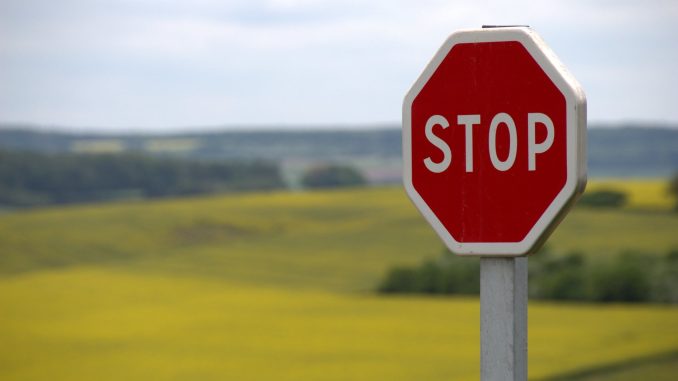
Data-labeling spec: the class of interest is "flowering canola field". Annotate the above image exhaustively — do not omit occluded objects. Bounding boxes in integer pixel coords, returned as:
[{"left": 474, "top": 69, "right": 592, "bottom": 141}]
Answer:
[{"left": 0, "top": 182, "right": 676, "bottom": 380}]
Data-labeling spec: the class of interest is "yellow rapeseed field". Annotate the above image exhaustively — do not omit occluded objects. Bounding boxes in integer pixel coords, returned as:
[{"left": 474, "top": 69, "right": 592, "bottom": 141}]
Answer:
[
  {"left": 1, "top": 268, "right": 676, "bottom": 381},
  {"left": 1, "top": 181, "right": 677, "bottom": 380},
  {"left": 587, "top": 178, "right": 673, "bottom": 210}
]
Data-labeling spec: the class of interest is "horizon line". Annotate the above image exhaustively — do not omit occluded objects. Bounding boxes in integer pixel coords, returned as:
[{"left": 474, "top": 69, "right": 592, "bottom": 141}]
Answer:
[{"left": 1, "top": 120, "right": 677, "bottom": 136}]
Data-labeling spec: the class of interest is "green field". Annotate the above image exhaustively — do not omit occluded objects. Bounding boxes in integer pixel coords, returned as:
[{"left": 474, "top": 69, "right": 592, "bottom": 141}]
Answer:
[
  {"left": 1, "top": 181, "right": 677, "bottom": 380},
  {"left": 547, "top": 351, "right": 678, "bottom": 381}
]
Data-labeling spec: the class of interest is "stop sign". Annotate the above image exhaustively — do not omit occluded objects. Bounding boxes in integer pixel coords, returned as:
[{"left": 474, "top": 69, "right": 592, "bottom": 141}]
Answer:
[{"left": 403, "top": 27, "right": 586, "bottom": 256}]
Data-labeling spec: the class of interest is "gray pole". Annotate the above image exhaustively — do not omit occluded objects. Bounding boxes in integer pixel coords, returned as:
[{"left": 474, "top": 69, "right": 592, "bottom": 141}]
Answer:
[{"left": 480, "top": 257, "right": 528, "bottom": 381}]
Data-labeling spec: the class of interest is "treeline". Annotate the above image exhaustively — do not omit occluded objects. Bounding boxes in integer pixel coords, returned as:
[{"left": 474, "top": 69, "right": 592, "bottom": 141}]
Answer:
[
  {"left": 300, "top": 164, "right": 367, "bottom": 189},
  {"left": 377, "top": 249, "right": 678, "bottom": 304},
  {"left": 0, "top": 150, "right": 285, "bottom": 208},
  {"left": 1, "top": 125, "right": 677, "bottom": 178}
]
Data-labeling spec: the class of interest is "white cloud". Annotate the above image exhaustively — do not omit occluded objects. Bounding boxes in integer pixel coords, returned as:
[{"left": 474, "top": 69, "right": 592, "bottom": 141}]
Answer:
[{"left": 0, "top": 0, "right": 676, "bottom": 130}]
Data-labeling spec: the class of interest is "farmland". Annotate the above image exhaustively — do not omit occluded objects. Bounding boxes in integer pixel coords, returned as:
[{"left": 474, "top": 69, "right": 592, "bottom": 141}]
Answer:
[{"left": 1, "top": 179, "right": 677, "bottom": 380}]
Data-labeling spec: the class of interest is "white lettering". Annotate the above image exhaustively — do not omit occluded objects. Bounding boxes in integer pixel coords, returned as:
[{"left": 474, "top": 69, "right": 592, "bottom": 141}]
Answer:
[
  {"left": 424, "top": 115, "right": 451, "bottom": 173},
  {"left": 488, "top": 112, "right": 517, "bottom": 171},
  {"left": 421, "top": 112, "right": 555, "bottom": 173},
  {"left": 458, "top": 114, "right": 481, "bottom": 172},
  {"left": 527, "top": 113, "right": 555, "bottom": 171}
]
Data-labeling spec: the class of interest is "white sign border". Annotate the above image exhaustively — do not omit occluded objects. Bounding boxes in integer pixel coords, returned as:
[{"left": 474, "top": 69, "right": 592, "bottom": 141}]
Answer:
[{"left": 402, "top": 27, "right": 587, "bottom": 257}]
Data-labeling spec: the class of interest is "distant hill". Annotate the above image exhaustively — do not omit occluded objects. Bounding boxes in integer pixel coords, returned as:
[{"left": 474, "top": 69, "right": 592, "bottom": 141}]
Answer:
[
  {"left": 1, "top": 124, "right": 676, "bottom": 181},
  {"left": 587, "top": 126, "right": 678, "bottom": 177}
]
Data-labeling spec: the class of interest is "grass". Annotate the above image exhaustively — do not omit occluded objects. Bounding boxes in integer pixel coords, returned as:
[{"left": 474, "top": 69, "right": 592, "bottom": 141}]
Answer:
[
  {"left": 1, "top": 184, "right": 676, "bottom": 290},
  {"left": 543, "top": 351, "right": 678, "bottom": 381},
  {"left": 549, "top": 178, "right": 677, "bottom": 255},
  {"left": 1, "top": 180, "right": 677, "bottom": 380},
  {"left": 0, "top": 187, "right": 440, "bottom": 291},
  {"left": 548, "top": 207, "right": 678, "bottom": 255}
]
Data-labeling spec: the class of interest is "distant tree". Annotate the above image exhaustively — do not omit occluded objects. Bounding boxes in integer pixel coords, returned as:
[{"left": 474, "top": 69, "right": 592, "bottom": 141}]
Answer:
[
  {"left": 0, "top": 149, "right": 285, "bottom": 208},
  {"left": 579, "top": 189, "right": 627, "bottom": 208},
  {"left": 651, "top": 249, "right": 678, "bottom": 303},
  {"left": 376, "top": 250, "right": 479, "bottom": 296},
  {"left": 670, "top": 173, "right": 678, "bottom": 211},
  {"left": 377, "top": 246, "right": 678, "bottom": 304},
  {"left": 378, "top": 266, "right": 417, "bottom": 293},
  {"left": 590, "top": 252, "right": 652, "bottom": 303},
  {"left": 413, "top": 260, "right": 443, "bottom": 293},
  {"left": 301, "top": 164, "right": 366, "bottom": 189},
  {"left": 529, "top": 251, "right": 588, "bottom": 301}
]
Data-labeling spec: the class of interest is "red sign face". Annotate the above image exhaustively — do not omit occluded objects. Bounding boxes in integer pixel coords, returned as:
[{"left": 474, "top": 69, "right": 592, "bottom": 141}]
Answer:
[{"left": 403, "top": 28, "right": 586, "bottom": 256}]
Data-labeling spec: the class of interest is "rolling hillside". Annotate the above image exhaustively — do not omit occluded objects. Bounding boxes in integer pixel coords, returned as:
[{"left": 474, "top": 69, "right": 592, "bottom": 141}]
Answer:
[
  {"left": 2, "top": 181, "right": 676, "bottom": 288},
  {"left": 1, "top": 183, "right": 677, "bottom": 380}
]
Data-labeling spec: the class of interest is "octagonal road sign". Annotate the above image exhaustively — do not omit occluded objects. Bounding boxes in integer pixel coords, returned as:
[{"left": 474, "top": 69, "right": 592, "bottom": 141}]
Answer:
[{"left": 402, "top": 27, "right": 586, "bottom": 257}]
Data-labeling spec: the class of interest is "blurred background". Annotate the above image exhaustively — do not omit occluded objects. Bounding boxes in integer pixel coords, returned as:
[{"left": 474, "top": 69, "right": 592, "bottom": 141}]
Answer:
[{"left": 1, "top": 1, "right": 677, "bottom": 380}]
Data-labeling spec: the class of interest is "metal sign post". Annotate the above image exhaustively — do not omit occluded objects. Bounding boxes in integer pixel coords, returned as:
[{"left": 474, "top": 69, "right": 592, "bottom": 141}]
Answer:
[{"left": 481, "top": 258, "right": 527, "bottom": 381}]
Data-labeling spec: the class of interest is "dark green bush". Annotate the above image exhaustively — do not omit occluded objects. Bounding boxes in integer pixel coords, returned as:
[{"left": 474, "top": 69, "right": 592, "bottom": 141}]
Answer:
[
  {"left": 670, "top": 174, "right": 678, "bottom": 211},
  {"left": 439, "top": 255, "right": 480, "bottom": 294},
  {"left": 590, "top": 252, "right": 653, "bottom": 302},
  {"left": 529, "top": 251, "right": 588, "bottom": 301},
  {"left": 378, "top": 266, "right": 417, "bottom": 293},
  {"left": 579, "top": 189, "right": 628, "bottom": 208},
  {"left": 377, "top": 251, "right": 479, "bottom": 296},
  {"left": 301, "top": 165, "right": 366, "bottom": 189},
  {"left": 378, "top": 248, "right": 678, "bottom": 304},
  {"left": 650, "top": 249, "right": 678, "bottom": 303},
  {"left": 412, "top": 260, "right": 443, "bottom": 293}
]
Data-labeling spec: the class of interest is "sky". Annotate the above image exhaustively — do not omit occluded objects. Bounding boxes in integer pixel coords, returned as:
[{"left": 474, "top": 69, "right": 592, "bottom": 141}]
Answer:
[{"left": 1, "top": 0, "right": 677, "bottom": 132}]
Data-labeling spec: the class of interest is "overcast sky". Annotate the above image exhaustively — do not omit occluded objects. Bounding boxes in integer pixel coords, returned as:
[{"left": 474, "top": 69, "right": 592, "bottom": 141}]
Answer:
[{"left": 1, "top": 0, "right": 676, "bottom": 132}]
